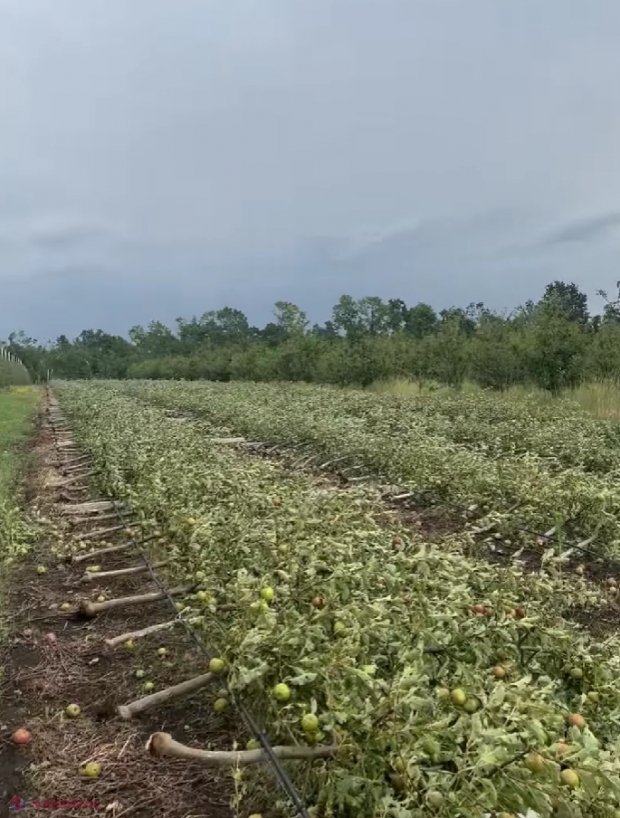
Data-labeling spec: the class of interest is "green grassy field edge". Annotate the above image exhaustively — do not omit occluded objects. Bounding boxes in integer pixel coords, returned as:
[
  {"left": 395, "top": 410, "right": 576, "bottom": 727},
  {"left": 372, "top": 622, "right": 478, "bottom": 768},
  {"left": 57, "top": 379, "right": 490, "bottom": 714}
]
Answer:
[
  {"left": 0, "top": 387, "right": 41, "bottom": 638},
  {"left": 0, "top": 388, "right": 40, "bottom": 492}
]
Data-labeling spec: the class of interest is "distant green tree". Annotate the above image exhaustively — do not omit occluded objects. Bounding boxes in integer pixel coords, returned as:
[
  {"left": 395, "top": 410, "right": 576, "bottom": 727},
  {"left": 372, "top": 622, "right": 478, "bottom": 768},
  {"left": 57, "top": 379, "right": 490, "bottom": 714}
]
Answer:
[
  {"left": 583, "top": 322, "right": 620, "bottom": 381},
  {"left": 310, "top": 320, "right": 339, "bottom": 338},
  {"left": 404, "top": 303, "right": 437, "bottom": 338},
  {"left": 540, "top": 281, "right": 589, "bottom": 327},
  {"left": 332, "top": 294, "right": 363, "bottom": 340},
  {"left": 331, "top": 295, "right": 392, "bottom": 339},
  {"left": 273, "top": 302, "right": 309, "bottom": 337},
  {"left": 523, "top": 302, "right": 586, "bottom": 394},
  {"left": 469, "top": 316, "right": 523, "bottom": 390},
  {"left": 13, "top": 283, "right": 620, "bottom": 391},
  {"left": 386, "top": 299, "right": 409, "bottom": 334},
  {"left": 129, "top": 321, "right": 179, "bottom": 359}
]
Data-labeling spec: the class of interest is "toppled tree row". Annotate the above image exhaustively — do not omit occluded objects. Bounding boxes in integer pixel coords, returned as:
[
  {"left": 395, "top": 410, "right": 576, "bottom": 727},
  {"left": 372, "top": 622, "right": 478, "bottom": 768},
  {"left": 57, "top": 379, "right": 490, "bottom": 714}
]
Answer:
[
  {"left": 43, "top": 399, "right": 329, "bottom": 817},
  {"left": 113, "top": 378, "right": 620, "bottom": 560},
  {"left": 53, "top": 382, "right": 620, "bottom": 818}
]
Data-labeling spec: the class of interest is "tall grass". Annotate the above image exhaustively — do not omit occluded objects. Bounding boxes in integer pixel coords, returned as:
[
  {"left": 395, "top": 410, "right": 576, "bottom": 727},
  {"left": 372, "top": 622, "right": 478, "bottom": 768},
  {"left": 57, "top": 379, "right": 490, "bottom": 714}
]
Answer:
[
  {"left": 566, "top": 381, "right": 620, "bottom": 419},
  {"left": 368, "top": 378, "right": 620, "bottom": 419}
]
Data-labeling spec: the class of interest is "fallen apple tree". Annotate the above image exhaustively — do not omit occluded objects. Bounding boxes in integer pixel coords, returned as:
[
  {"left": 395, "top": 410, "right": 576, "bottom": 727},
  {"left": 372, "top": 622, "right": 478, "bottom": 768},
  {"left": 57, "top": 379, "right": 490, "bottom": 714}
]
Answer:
[
  {"left": 60, "top": 453, "right": 91, "bottom": 467},
  {"left": 72, "top": 542, "right": 134, "bottom": 564},
  {"left": 207, "top": 436, "right": 246, "bottom": 444},
  {"left": 55, "top": 439, "right": 79, "bottom": 449},
  {"left": 55, "top": 469, "right": 96, "bottom": 489},
  {"left": 61, "top": 501, "right": 127, "bottom": 516},
  {"left": 79, "top": 585, "right": 193, "bottom": 618},
  {"left": 62, "top": 461, "right": 92, "bottom": 475},
  {"left": 146, "top": 732, "right": 338, "bottom": 766},
  {"left": 68, "top": 510, "right": 132, "bottom": 527},
  {"left": 105, "top": 617, "right": 182, "bottom": 648},
  {"left": 75, "top": 521, "right": 141, "bottom": 542},
  {"left": 81, "top": 559, "right": 170, "bottom": 583},
  {"left": 117, "top": 673, "right": 213, "bottom": 719}
]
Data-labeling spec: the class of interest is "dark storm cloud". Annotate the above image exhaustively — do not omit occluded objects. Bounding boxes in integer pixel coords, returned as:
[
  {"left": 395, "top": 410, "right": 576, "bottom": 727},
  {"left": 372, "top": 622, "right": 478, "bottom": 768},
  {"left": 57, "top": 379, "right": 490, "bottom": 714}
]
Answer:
[{"left": 1, "top": 0, "right": 620, "bottom": 337}]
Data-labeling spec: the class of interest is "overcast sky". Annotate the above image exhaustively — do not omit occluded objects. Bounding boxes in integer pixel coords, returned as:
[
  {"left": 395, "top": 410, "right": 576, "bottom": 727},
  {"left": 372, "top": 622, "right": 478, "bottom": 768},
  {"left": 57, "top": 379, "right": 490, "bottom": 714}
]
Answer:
[{"left": 1, "top": 0, "right": 620, "bottom": 341}]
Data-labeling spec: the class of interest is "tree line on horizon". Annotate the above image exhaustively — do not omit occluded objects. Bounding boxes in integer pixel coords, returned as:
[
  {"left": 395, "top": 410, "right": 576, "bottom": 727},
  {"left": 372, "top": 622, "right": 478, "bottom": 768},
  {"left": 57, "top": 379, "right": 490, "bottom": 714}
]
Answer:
[{"left": 5, "top": 281, "right": 620, "bottom": 393}]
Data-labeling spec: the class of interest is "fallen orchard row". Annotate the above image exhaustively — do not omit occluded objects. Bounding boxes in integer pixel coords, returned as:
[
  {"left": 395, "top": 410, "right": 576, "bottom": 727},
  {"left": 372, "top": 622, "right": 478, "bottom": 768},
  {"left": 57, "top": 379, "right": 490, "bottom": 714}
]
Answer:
[
  {"left": 142, "top": 380, "right": 620, "bottom": 474},
  {"left": 53, "top": 381, "right": 620, "bottom": 818},
  {"left": 2, "top": 394, "right": 262, "bottom": 817},
  {"left": 44, "top": 396, "right": 319, "bottom": 818},
  {"left": 111, "top": 379, "right": 620, "bottom": 558}
]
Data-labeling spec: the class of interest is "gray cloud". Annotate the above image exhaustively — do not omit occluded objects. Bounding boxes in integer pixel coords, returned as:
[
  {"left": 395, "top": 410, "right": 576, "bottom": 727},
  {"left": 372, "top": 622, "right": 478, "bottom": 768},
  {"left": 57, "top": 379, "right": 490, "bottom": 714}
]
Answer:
[
  {"left": 542, "top": 213, "right": 620, "bottom": 246},
  {"left": 1, "top": 0, "right": 620, "bottom": 338},
  {"left": 28, "top": 217, "right": 121, "bottom": 249}
]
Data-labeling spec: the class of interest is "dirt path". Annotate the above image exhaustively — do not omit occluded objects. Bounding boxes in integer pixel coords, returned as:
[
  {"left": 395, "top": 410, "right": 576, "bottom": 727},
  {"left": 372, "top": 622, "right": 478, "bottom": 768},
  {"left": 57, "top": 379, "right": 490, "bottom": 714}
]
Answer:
[{"left": 0, "top": 397, "right": 262, "bottom": 817}]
